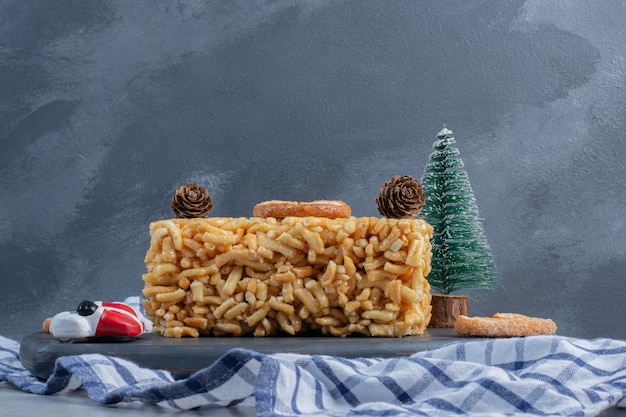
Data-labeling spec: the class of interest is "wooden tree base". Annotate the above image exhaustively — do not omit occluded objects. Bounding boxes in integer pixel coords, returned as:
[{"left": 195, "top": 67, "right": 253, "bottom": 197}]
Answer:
[{"left": 428, "top": 294, "right": 470, "bottom": 328}]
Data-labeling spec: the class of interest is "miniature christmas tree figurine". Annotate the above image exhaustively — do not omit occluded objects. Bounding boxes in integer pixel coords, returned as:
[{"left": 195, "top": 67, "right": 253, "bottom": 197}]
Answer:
[{"left": 420, "top": 127, "right": 496, "bottom": 298}]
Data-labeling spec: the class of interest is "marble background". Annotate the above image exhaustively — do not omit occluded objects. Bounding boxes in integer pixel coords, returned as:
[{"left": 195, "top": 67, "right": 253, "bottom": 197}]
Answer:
[{"left": 1, "top": 0, "right": 625, "bottom": 340}]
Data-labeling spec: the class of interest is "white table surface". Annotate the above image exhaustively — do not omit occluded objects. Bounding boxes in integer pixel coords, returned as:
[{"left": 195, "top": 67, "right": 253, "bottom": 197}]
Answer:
[
  {"left": 3, "top": 381, "right": 626, "bottom": 416},
  {"left": 0, "top": 382, "right": 255, "bottom": 417}
]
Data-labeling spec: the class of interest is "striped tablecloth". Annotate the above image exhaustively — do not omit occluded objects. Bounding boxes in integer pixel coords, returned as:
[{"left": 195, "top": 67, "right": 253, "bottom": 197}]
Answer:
[{"left": 2, "top": 302, "right": 626, "bottom": 416}]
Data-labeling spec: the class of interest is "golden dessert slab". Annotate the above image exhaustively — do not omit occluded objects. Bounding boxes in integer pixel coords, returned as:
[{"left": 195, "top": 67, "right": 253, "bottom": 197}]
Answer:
[
  {"left": 143, "top": 217, "right": 433, "bottom": 338},
  {"left": 20, "top": 329, "right": 463, "bottom": 380}
]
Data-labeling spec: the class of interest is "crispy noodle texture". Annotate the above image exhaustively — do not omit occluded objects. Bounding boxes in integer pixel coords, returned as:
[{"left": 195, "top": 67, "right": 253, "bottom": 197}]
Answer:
[{"left": 142, "top": 217, "right": 433, "bottom": 337}]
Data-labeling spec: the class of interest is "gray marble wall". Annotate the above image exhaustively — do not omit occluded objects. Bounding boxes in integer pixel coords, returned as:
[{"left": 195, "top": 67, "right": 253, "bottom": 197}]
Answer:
[{"left": 1, "top": 1, "right": 624, "bottom": 340}]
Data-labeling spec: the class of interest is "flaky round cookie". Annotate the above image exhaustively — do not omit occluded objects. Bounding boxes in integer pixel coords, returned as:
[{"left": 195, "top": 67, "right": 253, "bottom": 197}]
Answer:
[
  {"left": 253, "top": 200, "right": 352, "bottom": 218},
  {"left": 454, "top": 313, "right": 557, "bottom": 338}
]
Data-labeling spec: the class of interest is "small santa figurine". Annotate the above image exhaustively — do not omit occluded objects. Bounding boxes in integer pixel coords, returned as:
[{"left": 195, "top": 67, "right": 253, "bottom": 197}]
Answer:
[{"left": 44, "top": 300, "right": 152, "bottom": 341}]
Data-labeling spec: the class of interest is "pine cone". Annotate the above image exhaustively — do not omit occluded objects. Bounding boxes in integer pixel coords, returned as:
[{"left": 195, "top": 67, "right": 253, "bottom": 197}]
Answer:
[
  {"left": 171, "top": 182, "right": 213, "bottom": 218},
  {"left": 375, "top": 175, "right": 425, "bottom": 218}
]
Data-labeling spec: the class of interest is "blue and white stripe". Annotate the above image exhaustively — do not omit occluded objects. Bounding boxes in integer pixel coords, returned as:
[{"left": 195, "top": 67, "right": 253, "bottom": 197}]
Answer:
[{"left": 2, "top": 329, "right": 626, "bottom": 415}]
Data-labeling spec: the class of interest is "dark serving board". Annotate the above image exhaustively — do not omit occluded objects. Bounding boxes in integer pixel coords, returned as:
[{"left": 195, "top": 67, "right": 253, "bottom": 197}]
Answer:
[{"left": 20, "top": 329, "right": 464, "bottom": 380}]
